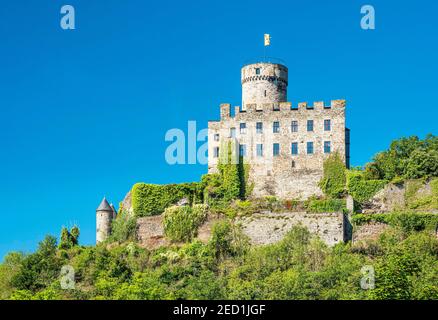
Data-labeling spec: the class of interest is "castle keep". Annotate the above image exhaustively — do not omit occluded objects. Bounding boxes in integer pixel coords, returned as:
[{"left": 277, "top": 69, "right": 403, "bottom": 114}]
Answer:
[{"left": 208, "top": 62, "right": 350, "bottom": 199}]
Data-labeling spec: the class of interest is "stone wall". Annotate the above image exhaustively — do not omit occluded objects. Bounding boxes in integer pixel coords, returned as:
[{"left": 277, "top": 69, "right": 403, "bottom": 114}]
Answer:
[
  {"left": 363, "top": 180, "right": 434, "bottom": 213},
  {"left": 135, "top": 214, "right": 222, "bottom": 249},
  {"left": 135, "top": 211, "right": 346, "bottom": 249},
  {"left": 241, "top": 63, "right": 288, "bottom": 107},
  {"left": 208, "top": 99, "right": 348, "bottom": 199},
  {"left": 352, "top": 222, "right": 389, "bottom": 243},
  {"left": 239, "top": 211, "right": 345, "bottom": 246}
]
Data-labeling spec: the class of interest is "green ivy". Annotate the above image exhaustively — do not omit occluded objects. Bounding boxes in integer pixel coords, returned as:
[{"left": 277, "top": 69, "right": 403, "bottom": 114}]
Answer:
[
  {"left": 131, "top": 182, "right": 203, "bottom": 217},
  {"left": 318, "top": 152, "right": 347, "bottom": 198},
  {"left": 352, "top": 212, "right": 438, "bottom": 234},
  {"left": 346, "top": 171, "right": 387, "bottom": 203},
  {"left": 406, "top": 178, "right": 438, "bottom": 210},
  {"left": 163, "top": 204, "right": 208, "bottom": 242},
  {"left": 305, "top": 198, "right": 346, "bottom": 213},
  {"left": 218, "top": 141, "right": 241, "bottom": 201}
]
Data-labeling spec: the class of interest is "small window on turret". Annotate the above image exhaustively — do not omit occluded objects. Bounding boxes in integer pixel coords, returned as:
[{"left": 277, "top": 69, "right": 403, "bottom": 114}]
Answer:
[{"left": 255, "top": 68, "right": 261, "bottom": 75}]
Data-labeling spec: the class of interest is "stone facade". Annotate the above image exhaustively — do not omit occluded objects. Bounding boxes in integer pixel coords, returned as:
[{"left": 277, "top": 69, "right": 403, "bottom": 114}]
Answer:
[
  {"left": 239, "top": 212, "right": 345, "bottom": 247},
  {"left": 208, "top": 62, "right": 350, "bottom": 199},
  {"left": 135, "top": 211, "right": 346, "bottom": 248},
  {"left": 96, "top": 198, "right": 114, "bottom": 243}
]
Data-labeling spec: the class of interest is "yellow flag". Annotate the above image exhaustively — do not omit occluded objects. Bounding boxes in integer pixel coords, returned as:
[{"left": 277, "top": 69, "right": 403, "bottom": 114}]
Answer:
[{"left": 264, "top": 34, "right": 270, "bottom": 46}]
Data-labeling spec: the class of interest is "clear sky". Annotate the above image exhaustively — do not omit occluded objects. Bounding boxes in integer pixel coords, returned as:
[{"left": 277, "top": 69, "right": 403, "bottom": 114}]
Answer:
[{"left": 1, "top": 0, "right": 437, "bottom": 260}]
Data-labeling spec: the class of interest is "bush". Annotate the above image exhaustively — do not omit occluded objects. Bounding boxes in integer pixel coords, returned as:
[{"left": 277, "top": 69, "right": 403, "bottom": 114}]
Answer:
[
  {"left": 346, "top": 171, "right": 387, "bottom": 203},
  {"left": 405, "top": 149, "right": 438, "bottom": 179},
  {"left": 209, "top": 220, "right": 249, "bottom": 261},
  {"left": 131, "top": 182, "right": 203, "bottom": 217},
  {"left": 306, "top": 199, "right": 346, "bottom": 213},
  {"left": 108, "top": 211, "right": 137, "bottom": 243},
  {"left": 352, "top": 212, "right": 438, "bottom": 234},
  {"left": 319, "top": 152, "right": 347, "bottom": 198},
  {"left": 163, "top": 204, "right": 208, "bottom": 242}
]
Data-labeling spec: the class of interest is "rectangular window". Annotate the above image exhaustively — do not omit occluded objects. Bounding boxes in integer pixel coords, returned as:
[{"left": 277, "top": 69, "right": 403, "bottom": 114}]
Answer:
[
  {"left": 213, "top": 147, "right": 219, "bottom": 158},
  {"left": 324, "top": 141, "right": 331, "bottom": 154},
  {"left": 291, "top": 142, "right": 298, "bottom": 155},
  {"left": 324, "top": 119, "right": 331, "bottom": 131},
  {"left": 256, "top": 144, "right": 263, "bottom": 157},
  {"left": 240, "top": 123, "right": 246, "bottom": 134},
  {"left": 273, "top": 121, "right": 280, "bottom": 133},
  {"left": 214, "top": 133, "right": 219, "bottom": 141},
  {"left": 256, "top": 122, "right": 263, "bottom": 134},
  {"left": 291, "top": 121, "right": 298, "bottom": 132},
  {"left": 307, "top": 142, "right": 314, "bottom": 154},
  {"left": 230, "top": 128, "right": 236, "bottom": 138},
  {"left": 273, "top": 143, "right": 280, "bottom": 156},
  {"left": 255, "top": 68, "right": 261, "bottom": 75},
  {"left": 307, "top": 120, "right": 314, "bottom": 132},
  {"left": 239, "top": 144, "right": 247, "bottom": 157}
]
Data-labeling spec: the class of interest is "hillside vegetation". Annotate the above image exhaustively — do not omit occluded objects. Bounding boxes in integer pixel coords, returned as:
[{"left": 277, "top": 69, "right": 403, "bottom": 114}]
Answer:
[{"left": 1, "top": 135, "right": 437, "bottom": 300}]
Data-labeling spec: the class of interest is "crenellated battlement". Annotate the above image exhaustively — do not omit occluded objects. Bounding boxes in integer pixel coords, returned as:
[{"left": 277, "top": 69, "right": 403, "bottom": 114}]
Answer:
[{"left": 219, "top": 99, "right": 346, "bottom": 119}]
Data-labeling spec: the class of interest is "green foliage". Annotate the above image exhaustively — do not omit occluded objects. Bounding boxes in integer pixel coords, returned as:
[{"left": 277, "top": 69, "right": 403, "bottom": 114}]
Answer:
[
  {"left": 366, "top": 134, "right": 438, "bottom": 181},
  {"left": 319, "top": 152, "right": 347, "bottom": 198},
  {"left": 0, "top": 252, "right": 25, "bottom": 299},
  {"left": 2, "top": 221, "right": 438, "bottom": 300},
  {"left": 201, "top": 173, "right": 224, "bottom": 204},
  {"left": 218, "top": 141, "right": 242, "bottom": 201},
  {"left": 208, "top": 220, "right": 249, "bottom": 261},
  {"left": 305, "top": 198, "right": 346, "bottom": 213},
  {"left": 405, "top": 149, "right": 438, "bottom": 179},
  {"left": 369, "top": 251, "right": 420, "bottom": 300},
  {"left": 11, "top": 236, "right": 62, "bottom": 292},
  {"left": 404, "top": 178, "right": 438, "bottom": 210},
  {"left": 346, "top": 170, "right": 387, "bottom": 203},
  {"left": 132, "top": 182, "right": 203, "bottom": 217},
  {"left": 163, "top": 204, "right": 208, "bottom": 242},
  {"left": 108, "top": 210, "right": 137, "bottom": 243},
  {"left": 59, "top": 226, "right": 80, "bottom": 250},
  {"left": 352, "top": 212, "right": 438, "bottom": 235}
]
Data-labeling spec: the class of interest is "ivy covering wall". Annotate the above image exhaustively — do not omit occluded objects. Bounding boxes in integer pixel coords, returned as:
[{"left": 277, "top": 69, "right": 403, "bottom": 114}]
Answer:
[
  {"left": 131, "top": 183, "right": 203, "bottom": 217},
  {"left": 346, "top": 171, "right": 387, "bottom": 203},
  {"left": 318, "top": 152, "right": 347, "bottom": 198},
  {"left": 351, "top": 212, "right": 438, "bottom": 234}
]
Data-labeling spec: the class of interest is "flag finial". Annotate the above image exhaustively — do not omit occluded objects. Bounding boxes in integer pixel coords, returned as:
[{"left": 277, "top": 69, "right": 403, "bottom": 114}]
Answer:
[{"left": 264, "top": 34, "right": 271, "bottom": 46}]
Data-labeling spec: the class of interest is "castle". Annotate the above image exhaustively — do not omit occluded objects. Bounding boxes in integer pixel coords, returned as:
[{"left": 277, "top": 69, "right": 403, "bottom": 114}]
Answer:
[
  {"left": 96, "top": 60, "right": 352, "bottom": 244},
  {"left": 208, "top": 61, "right": 350, "bottom": 199}
]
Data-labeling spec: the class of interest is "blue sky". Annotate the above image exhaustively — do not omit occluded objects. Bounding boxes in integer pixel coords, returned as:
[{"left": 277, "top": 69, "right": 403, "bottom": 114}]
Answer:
[{"left": 1, "top": 0, "right": 437, "bottom": 260}]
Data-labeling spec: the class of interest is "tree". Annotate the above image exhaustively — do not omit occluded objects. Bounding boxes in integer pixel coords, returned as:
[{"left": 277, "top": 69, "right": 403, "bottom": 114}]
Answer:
[
  {"left": 404, "top": 149, "right": 438, "bottom": 179},
  {"left": 364, "top": 135, "right": 438, "bottom": 180},
  {"left": 59, "top": 226, "right": 80, "bottom": 249}
]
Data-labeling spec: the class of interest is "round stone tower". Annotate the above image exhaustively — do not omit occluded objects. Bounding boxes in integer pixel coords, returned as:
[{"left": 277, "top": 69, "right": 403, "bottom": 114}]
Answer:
[
  {"left": 96, "top": 197, "right": 113, "bottom": 243},
  {"left": 241, "top": 62, "right": 288, "bottom": 108}
]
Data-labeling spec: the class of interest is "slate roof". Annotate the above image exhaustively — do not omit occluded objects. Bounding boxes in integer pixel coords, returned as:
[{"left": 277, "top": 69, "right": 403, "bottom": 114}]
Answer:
[{"left": 96, "top": 197, "right": 112, "bottom": 212}]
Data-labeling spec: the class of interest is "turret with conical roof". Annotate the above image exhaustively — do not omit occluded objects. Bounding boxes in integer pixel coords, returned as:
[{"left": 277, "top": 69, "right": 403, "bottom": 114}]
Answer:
[{"left": 96, "top": 197, "right": 114, "bottom": 243}]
